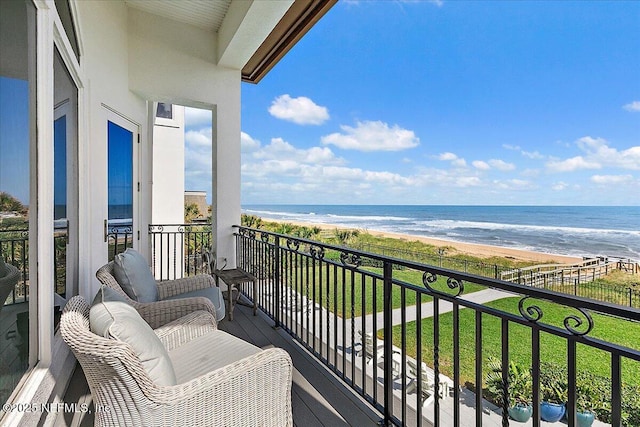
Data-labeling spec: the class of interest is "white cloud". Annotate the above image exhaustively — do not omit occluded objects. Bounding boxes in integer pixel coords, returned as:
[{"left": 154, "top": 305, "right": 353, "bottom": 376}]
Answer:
[
  {"left": 547, "top": 156, "right": 601, "bottom": 172},
  {"left": 551, "top": 181, "right": 569, "bottom": 191},
  {"left": 438, "top": 152, "right": 458, "bottom": 161},
  {"left": 251, "top": 137, "right": 344, "bottom": 166},
  {"left": 522, "top": 150, "right": 544, "bottom": 160},
  {"left": 320, "top": 166, "right": 415, "bottom": 186},
  {"left": 185, "top": 107, "right": 212, "bottom": 127},
  {"left": 321, "top": 120, "right": 419, "bottom": 152},
  {"left": 547, "top": 136, "right": 640, "bottom": 172},
  {"left": 437, "top": 152, "right": 466, "bottom": 167},
  {"left": 546, "top": 136, "right": 640, "bottom": 172},
  {"left": 185, "top": 129, "right": 211, "bottom": 148},
  {"left": 576, "top": 137, "right": 640, "bottom": 170},
  {"left": 471, "top": 159, "right": 515, "bottom": 171},
  {"left": 488, "top": 159, "right": 516, "bottom": 171},
  {"left": 623, "top": 101, "right": 640, "bottom": 112},
  {"left": 590, "top": 174, "right": 634, "bottom": 184},
  {"left": 493, "top": 179, "right": 536, "bottom": 191},
  {"left": 241, "top": 132, "right": 261, "bottom": 152},
  {"left": 455, "top": 176, "right": 481, "bottom": 187},
  {"left": 268, "top": 94, "right": 329, "bottom": 125},
  {"left": 522, "top": 168, "right": 541, "bottom": 178},
  {"left": 184, "top": 128, "right": 213, "bottom": 194},
  {"left": 472, "top": 160, "right": 490, "bottom": 170},
  {"left": 503, "top": 143, "right": 544, "bottom": 160}
]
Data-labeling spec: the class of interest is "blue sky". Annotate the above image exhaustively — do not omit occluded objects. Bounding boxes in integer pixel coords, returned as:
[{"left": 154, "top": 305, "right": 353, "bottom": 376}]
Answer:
[{"left": 188, "top": 0, "right": 640, "bottom": 206}]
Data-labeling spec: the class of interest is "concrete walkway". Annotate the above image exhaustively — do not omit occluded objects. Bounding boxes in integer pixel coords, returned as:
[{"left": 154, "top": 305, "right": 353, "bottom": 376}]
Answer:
[{"left": 357, "top": 287, "right": 515, "bottom": 332}]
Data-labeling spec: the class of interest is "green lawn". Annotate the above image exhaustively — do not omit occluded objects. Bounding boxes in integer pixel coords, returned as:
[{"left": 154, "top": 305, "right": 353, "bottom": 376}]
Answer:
[
  {"left": 390, "top": 297, "right": 640, "bottom": 388},
  {"left": 283, "top": 261, "right": 487, "bottom": 317}
]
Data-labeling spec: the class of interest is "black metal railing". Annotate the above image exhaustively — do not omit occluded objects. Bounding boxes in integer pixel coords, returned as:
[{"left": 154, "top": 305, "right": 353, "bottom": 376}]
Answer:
[
  {"left": 1, "top": 224, "right": 67, "bottom": 305},
  {"left": 0, "top": 226, "right": 29, "bottom": 304},
  {"left": 234, "top": 225, "right": 640, "bottom": 427},
  {"left": 106, "top": 222, "right": 134, "bottom": 262},
  {"left": 148, "top": 223, "right": 212, "bottom": 281}
]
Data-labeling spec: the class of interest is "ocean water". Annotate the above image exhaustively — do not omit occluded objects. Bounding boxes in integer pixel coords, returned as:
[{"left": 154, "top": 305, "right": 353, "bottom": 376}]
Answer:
[{"left": 242, "top": 205, "right": 640, "bottom": 261}]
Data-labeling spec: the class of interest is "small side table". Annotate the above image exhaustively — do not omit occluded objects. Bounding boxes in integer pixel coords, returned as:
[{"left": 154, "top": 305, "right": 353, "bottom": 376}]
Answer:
[{"left": 213, "top": 267, "right": 257, "bottom": 321}]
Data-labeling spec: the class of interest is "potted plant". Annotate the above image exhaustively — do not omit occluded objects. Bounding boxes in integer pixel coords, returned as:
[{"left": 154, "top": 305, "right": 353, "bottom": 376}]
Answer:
[
  {"left": 486, "top": 359, "right": 533, "bottom": 422},
  {"left": 540, "top": 378, "right": 567, "bottom": 422},
  {"left": 575, "top": 382, "right": 598, "bottom": 427}
]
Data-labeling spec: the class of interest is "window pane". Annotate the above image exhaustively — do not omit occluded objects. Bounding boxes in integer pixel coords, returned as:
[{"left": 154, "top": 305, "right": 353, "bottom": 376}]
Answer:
[
  {"left": 156, "top": 103, "right": 173, "bottom": 119},
  {"left": 54, "top": 47, "right": 78, "bottom": 318},
  {"left": 108, "top": 121, "right": 133, "bottom": 222}
]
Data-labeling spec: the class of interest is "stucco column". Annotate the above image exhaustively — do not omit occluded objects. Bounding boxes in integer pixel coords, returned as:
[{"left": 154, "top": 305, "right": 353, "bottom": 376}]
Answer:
[{"left": 213, "top": 94, "right": 241, "bottom": 268}]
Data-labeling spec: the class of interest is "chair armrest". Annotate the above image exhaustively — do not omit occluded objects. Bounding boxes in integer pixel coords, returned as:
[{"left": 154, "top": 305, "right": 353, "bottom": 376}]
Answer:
[
  {"left": 156, "top": 274, "right": 215, "bottom": 299},
  {"left": 155, "top": 311, "right": 217, "bottom": 351},
  {"left": 148, "top": 348, "right": 294, "bottom": 426},
  {"left": 135, "top": 297, "right": 217, "bottom": 329}
]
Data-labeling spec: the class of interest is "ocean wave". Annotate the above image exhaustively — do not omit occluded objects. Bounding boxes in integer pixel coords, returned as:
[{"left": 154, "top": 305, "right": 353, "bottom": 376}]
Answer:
[
  {"left": 413, "top": 219, "right": 640, "bottom": 237},
  {"left": 326, "top": 213, "right": 411, "bottom": 221},
  {"left": 243, "top": 209, "right": 304, "bottom": 218}
]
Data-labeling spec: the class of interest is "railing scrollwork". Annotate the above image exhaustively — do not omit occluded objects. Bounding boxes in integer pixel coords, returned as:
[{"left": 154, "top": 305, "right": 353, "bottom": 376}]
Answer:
[
  {"left": 340, "top": 251, "right": 361, "bottom": 268},
  {"left": 518, "top": 296, "right": 594, "bottom": 336},
  {"left": 286, "top": 238, "right": 300, "bottom": 251},
  {"left": 422, "top": 271, "right": 464, "bottom": 297},
  {"left": 309, "top": 244, "right": 325, "bottom": 260}
]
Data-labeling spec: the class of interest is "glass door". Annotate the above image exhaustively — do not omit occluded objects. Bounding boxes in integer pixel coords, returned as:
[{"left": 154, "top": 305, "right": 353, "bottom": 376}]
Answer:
[
  {"left": 53, "top": 47, "right": 78, "bottom": 321},
  {"left": 106, "top": 111, "right": 138, "bottom": 260}
]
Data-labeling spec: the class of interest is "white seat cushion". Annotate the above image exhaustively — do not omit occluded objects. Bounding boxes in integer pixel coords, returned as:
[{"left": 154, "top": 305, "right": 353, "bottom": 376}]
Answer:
[
  {"left": 164, "top": 286, "right": 226, "bottom": 321},
  {"left": 168, "top": 330, "right": 261, "bottom": 384}
]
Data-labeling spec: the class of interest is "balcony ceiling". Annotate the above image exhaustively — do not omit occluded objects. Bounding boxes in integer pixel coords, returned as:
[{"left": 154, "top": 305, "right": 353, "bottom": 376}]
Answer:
[
  {"left": 125, "top": 0, "right": 232, "bottom": 32},
  {"left": 125, "top": 0, "right": 336, "bottom": 83}
]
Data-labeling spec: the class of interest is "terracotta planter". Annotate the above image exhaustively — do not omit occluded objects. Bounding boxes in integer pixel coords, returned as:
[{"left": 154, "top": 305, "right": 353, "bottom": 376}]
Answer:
[
  {"left": 508, "top": 403, "right": 533, "bottom": 422},
  {"left": 540, "top": 401, "right": 565, "bottom": 422}
]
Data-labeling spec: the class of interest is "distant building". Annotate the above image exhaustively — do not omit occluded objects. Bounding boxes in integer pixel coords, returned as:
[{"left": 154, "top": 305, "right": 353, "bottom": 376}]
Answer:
[{"left": 185, "top": 191, "right": 209, "bottom": 220}]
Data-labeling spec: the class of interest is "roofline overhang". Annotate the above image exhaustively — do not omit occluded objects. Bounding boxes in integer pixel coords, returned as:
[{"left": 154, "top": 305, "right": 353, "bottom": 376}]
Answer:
[{"left": 241, "top": 0, "right": 337, "bottom": 84}]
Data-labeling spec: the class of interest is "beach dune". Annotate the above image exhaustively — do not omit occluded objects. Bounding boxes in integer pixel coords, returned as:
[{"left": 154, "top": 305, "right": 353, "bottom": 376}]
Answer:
[{"left": 262, "top": 217, "right": 583, "bottom": 265}]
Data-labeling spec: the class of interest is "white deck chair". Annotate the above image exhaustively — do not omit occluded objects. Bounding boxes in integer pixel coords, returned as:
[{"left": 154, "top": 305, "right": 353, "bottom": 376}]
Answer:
[
  {"left": 357, "top": 330, "right": 384, "bottom": 365},
  {"left": 406, "top": 358, "right": 451, "bottom": 402}
]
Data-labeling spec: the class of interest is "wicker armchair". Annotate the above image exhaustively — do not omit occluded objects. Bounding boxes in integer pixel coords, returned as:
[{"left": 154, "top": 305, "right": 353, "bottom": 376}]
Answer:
[
  {"left": 0, "top": 255, "right": 20, "bottom": 310},
  {"left": 96, "top": 262, "right": 223, "bottom": 328},
  {"left": 61, "top": 296, "right": 294, "bottom": 427}
]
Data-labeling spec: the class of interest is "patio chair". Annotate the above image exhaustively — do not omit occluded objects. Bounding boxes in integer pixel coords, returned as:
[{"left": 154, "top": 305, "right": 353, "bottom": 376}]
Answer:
[
  {"left": 96, "top": 249, "right": 225, "bottom": 326},
  {"left": 406, "top": 358, "right": 452, "bottom": 402},
  {"left": 0, "top": 254, "right": 20, "bottom": 311},
  {"left": 60, "top": 291, "right": 294, "bottom": 426}
]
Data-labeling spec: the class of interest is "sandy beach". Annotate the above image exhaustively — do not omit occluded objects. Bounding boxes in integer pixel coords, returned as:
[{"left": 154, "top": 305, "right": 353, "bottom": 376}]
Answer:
[{"left": 261, "top": 217, "right": 583, "bottom": 265}]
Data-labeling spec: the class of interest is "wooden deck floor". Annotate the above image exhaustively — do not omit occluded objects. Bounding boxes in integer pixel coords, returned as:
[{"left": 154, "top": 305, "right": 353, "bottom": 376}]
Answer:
[{"left": 54, "top": 301, "right": 381, "bottom": 427}]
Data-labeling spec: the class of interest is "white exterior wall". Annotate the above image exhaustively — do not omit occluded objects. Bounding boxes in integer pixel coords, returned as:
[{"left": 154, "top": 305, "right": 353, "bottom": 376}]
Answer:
[
  {"left": 73, "top": 3, "right": 243, "bottom": 295},
  {"left": 152, "top": 105, "right": 185, "bottom": 226},
  {"left": 128, "top": 8, "right": 241, "bottom": 268},
  {"left": 75, "top": 1, "right": 148, "bottom": 299},
  {"left": 152, "top": 105, "right": 185, "bottom": 278}
]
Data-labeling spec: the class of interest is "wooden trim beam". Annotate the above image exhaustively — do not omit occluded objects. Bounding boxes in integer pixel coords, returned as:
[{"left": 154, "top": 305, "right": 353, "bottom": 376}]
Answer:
[{"left": 241, "top": 0, "right": 337, "bottom": 84}]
